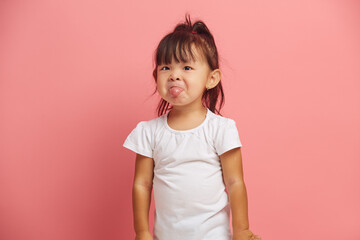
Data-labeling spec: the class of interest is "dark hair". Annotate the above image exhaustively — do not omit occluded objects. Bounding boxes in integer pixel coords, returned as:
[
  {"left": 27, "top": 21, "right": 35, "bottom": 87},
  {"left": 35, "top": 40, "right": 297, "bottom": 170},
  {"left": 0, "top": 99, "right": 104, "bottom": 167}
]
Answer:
[{"left": 151, "top": 14, "right": 225, "bottom": 117}]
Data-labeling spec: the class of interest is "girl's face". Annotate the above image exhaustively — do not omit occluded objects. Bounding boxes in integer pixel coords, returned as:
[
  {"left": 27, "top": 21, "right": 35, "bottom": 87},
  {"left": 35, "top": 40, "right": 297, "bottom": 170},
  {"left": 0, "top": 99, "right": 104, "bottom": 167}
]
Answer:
[{"left": 156, "top": 47, "right": 212, "bottom": 109}]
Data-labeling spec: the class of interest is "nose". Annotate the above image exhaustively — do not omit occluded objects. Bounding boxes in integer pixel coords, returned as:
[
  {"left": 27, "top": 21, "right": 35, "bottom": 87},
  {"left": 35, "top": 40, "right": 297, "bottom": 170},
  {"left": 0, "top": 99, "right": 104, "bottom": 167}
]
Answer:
[{"left": 169, "top": 69, "right": 181, "bottom": 81}]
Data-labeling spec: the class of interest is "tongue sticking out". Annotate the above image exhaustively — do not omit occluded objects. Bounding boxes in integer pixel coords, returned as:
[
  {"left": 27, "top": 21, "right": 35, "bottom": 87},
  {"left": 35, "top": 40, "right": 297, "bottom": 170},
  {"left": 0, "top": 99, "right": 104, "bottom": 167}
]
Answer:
[{"left": 169, "top": 86, "right": 183, "bottom": 97}]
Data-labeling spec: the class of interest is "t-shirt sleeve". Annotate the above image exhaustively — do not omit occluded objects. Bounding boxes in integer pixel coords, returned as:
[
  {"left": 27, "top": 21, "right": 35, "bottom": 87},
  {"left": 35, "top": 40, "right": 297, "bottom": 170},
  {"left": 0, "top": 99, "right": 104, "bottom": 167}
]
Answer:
[
  {"left": 214, "top": 118, "right": 242, "bottom": 156},
  {"left": 123, "top": 121, "right": 153, "bottom": 158}
]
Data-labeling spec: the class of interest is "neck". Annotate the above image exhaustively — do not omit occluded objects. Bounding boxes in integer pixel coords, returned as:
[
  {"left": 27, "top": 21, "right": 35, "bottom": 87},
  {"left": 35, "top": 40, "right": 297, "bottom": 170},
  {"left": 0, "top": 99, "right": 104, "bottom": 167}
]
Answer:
[{"left": 169, "top": 105, "right": 207, "bottom": 118}]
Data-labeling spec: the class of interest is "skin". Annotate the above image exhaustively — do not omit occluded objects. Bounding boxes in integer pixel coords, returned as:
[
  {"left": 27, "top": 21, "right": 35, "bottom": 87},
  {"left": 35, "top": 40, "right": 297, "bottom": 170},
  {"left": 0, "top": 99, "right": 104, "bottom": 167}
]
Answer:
[
  {"left": 132, "top": 153, "right": 154, "bottom": 240},
  {"left": 156, "top": 46, "right": 220, "bottom": 128},
  {"left": 220, "top": 148, "right": 261, "bottom": 240},
  {"left": 132, "top": 46, "right": 261, "bottom": 240}
]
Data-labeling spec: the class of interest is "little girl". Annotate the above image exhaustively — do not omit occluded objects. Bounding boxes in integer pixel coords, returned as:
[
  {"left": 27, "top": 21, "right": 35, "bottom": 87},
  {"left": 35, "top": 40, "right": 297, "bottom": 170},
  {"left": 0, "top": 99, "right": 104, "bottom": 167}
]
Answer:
[{"left": 123, "top": 15, "right": 261, "bottom": 240}]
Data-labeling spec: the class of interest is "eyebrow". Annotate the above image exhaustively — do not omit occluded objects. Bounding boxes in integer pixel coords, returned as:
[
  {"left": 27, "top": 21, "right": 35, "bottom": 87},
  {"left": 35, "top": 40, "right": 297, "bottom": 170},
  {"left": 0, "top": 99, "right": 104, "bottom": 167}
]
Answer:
[{"left": 159, "top": 61, "right": 196, "bottom": 67}]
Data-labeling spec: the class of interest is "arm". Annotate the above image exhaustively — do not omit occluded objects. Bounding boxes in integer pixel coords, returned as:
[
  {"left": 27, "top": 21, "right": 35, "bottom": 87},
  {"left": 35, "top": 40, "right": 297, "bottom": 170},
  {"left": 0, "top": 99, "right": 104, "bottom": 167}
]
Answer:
[
  {"left": 132, "top": 153, "right": 154, "bottom": 239},
  {"left": 220, "top": 147, "right": 260, "bottom": 240}
]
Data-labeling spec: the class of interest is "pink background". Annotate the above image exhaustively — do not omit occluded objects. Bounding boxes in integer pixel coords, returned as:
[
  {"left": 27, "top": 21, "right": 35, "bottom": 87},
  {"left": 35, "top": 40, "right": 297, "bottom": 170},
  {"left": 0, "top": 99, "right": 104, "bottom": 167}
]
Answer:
[{"left": 1, "top": 0, "right": 359, "bottom": 239}]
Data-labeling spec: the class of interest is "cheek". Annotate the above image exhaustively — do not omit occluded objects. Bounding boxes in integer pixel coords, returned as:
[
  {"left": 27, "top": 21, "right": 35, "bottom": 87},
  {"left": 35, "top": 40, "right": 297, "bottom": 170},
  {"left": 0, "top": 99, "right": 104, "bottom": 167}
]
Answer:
[
  {"left": 156, "top": 81, "right": 166, "bottom": 94},
  {"left": 192, "top": 79, "right": 206, "bottom": 89},
  {"left": 156, "top": 83, "right": 162, "bottom": 93},
  {"left": 156, "top": 74, "right": 165, "bottom": 83}
]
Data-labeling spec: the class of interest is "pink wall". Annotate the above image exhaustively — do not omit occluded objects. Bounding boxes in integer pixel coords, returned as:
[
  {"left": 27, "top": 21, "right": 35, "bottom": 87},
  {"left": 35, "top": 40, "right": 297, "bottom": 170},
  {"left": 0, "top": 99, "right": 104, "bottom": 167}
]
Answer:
[{"left": 0, "top": 0, "right": 359, "bottom": 239}]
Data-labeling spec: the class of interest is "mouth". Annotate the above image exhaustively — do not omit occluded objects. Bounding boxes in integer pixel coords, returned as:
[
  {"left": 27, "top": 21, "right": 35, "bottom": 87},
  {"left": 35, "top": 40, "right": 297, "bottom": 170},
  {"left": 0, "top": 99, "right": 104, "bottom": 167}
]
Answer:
[{"left": 169, "top": 86, "right": 184, "bottom": 97}]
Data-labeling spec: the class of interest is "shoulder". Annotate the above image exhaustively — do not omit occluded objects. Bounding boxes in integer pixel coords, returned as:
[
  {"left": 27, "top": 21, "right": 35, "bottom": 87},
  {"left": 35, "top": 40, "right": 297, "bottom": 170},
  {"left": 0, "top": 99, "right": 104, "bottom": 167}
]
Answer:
[
  {"left": 135, "top": 114, "right": 165, "bottom": 131},
  {"left": 206, "top": 110, "right": 242, "bottom": 155},
  {"left": 207, "top": 110, "right": 237, "bottom": 128},
  {"left": 125, "top": 114, "right": 165, "bottom": 144}
]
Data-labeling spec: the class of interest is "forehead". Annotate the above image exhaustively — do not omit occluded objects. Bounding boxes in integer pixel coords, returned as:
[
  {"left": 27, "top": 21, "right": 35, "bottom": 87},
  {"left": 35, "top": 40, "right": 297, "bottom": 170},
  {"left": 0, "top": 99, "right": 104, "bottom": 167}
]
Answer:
[
  {"left": 189, "top": 47, "right": 206, "bottom": 63},
  {"left": 172, "top": 49, "right": 204, "bottom": 64},
  {"left": 158, "top": 42, "right": 206, "bottom": 65}
]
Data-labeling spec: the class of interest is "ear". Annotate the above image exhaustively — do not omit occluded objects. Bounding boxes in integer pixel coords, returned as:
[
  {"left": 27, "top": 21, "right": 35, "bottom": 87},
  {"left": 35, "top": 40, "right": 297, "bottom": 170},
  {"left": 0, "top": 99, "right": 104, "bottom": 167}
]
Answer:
[{"left": 206, "top": 69, "right": 221, "bottom": 90}]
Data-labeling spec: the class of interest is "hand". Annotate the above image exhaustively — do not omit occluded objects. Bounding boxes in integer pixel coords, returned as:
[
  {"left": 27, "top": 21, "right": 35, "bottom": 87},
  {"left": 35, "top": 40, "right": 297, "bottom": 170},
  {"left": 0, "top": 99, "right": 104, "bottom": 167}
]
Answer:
[
  {"left": 232, "top": 229, "right": 261, "bottom": 240},
  {"left": 135, "top": 231, "right": 153, "bottom": 240}
]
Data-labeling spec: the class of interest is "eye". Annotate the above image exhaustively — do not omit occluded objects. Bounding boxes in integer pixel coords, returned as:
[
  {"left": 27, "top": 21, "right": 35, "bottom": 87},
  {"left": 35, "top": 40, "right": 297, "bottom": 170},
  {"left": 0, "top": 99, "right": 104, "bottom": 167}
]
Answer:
[
  {"left": 184, "top": 66, "right": 192, "bottom": 70},
  {"left": 160, "top": 66, "right": 169, "bottom": 70}
]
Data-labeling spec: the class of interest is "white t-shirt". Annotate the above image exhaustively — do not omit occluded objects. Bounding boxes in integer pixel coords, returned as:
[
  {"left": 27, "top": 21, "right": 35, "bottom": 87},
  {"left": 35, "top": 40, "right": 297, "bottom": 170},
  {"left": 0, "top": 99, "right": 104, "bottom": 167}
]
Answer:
[{"left": 123, "top": 108, "right": 242, "bottom": 240}]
